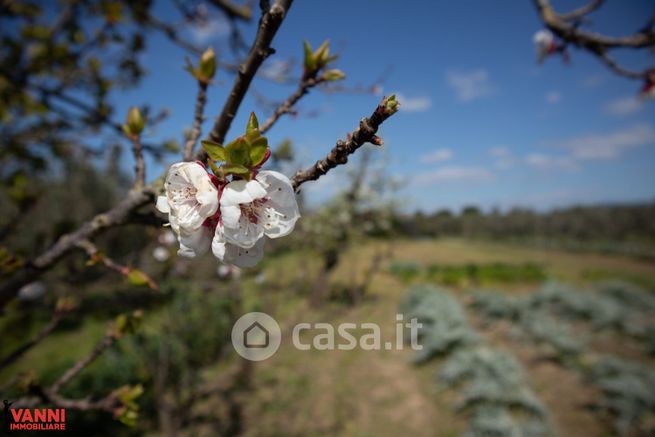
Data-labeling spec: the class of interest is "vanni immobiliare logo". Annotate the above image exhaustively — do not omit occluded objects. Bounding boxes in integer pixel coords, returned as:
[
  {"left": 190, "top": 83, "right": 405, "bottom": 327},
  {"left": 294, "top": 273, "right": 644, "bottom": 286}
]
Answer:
[{"left": 3, "top": 400, "right": 67, "bottom": 431}]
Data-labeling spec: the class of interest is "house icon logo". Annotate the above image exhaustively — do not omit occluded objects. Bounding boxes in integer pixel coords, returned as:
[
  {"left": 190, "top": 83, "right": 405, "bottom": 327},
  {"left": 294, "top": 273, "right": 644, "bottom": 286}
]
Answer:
[
  {"left": 231, "top": 312, "right": 281, "bottom": 361},
  {"left": 244, "top": 321, "right": 269, "bottom": 348}
]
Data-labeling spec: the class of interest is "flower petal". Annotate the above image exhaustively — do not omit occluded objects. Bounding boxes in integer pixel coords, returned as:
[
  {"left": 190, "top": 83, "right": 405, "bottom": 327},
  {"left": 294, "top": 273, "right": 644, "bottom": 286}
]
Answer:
[
  {"left": 221, "top": 179, "right": 266, "bottom": 206},
  {"left": 223, "top": 214, "right": 263, "bottom": 249},
  {"left": 257, "top": 170, "right": 297, "bottom": 207},
  {"left": 177, "top": 227, "right": 210, "bottom": 258},
  {"left": 224, "top": 237, "right": 265, "bottom": 268},
  {"left": 156, "top": 196, "right": 170, "bottom": 213},
  {"left": 220, "top": 204, "right": 242, "bottom": 228},
  {"left": 211, "top": 226, "right": 227, "bottom": 261}
]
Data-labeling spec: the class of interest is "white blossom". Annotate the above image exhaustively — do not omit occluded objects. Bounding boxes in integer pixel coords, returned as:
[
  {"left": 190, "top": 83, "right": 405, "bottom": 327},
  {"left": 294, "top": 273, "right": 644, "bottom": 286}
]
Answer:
[
  {"left": 219, "top": 170, "right": 300, "bottom": 249},
  {"left": 156, "top": 162, "right": 218, "bottom": 258},
  {"left": 533, "top": 29, "right": 555, "bottom": 63},
  {"left": 156, "top": 162, "right": 219, "bottom": 234},
  {"left": 212, "top": 224, "right": 265, "bottom": 267}
]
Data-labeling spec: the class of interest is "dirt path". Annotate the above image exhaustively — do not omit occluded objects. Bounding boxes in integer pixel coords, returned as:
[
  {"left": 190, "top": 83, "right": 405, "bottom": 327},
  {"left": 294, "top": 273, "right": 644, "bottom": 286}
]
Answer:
[{"left": 242, "top": 272, "right": 463, "bottom": 436}]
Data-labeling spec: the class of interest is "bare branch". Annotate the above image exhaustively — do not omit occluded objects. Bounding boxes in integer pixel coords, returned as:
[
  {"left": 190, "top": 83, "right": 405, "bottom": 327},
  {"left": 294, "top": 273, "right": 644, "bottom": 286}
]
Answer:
[
  {"left": 557, "top": 0, "right": 604, "bottom": 21},
  {"left": 0, "top": 187, "right": 156, "bottom": 309},
  {"left": 291, "top": 97, "right": 397, "bottom": 192},
  {"left": 130, "top": 135, "right": 146, "bottom": 189},
  {"left": 259, "top": 77, "right": 325, "bottom": 133},
  {"left": 17, "top": 387, "right": 118, "bottom": 412},
  {"left": 183, "top": 81, "right": 209, "bottom": 161},
  {"left": 204, "top": 0, "right": 293, "bottom": 149},
  {"left": 533, "top": 0, "right": 655, "bottom": 79},
  {"left": 0, "top": 311, "right": 65, "bottom": 369},
  {"left": 50, "top": 334, "right": 116, "bottom": 393},
  {"left": 207, "top": 0, "right": 253, "bottom": 21},
  {"left": 146, "top": 15, "right": 203, "bottom": 55}
]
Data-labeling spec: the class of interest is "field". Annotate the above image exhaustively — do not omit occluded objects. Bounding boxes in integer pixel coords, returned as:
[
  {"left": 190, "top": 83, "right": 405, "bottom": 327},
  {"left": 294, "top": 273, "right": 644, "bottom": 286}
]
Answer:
[{"left": 2, "top": 238, "right": 654, "bottom": 436}]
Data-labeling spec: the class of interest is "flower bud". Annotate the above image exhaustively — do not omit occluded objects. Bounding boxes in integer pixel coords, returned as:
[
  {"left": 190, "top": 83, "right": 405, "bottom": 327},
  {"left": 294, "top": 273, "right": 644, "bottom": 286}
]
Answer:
[
  {"left": 199, "top": 47, "right": 216, "bottom": 83},
  {"left": 383, "top": 95, "right": 400, "bottom": 115},
  {"left": 322, "top": 69, "right": 346, "bottom": 82},
  {"left": 124, "top": 106, "right": 144, "bottom": 136}
]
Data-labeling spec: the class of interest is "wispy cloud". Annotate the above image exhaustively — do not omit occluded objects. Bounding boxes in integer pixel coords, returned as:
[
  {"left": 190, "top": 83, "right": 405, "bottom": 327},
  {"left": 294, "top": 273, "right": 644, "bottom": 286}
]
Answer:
[
  {"left": 446, "top": 69, "right": 495, "bottom": 102},
  {"left": 489, "top": 146, "right": 514, "bottom": 169},
  {"left": 420, "top": 148, "right": 452, "bottom": 164},
  {"left": 552, "top": 123, "right": 655, "bottom": 160},
  {"left": 189, "top": 16, "right": 230, "bottom": 44},
  {"left": 394, "top": 92, "right": 432, "bottom": 112},
  {"left": 581, "top": 74, "right": 605, "bottom": 88},
  {"left": 525, "top": 153, "right": 578, "bottom": 171},
  {"left": 545, "top": 91, "right": 562, "bottom": 104},
  {"left": 415, "top": 166, "right": 493, "bottom": 184},
  {"left": 604, "top": 96, "right": 644, "bottom": 116}
]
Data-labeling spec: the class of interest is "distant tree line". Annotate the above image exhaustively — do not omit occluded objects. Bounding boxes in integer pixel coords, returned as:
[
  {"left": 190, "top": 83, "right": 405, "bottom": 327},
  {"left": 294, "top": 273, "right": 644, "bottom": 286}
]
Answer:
[{"left": 397, "top": 202, "right": 655, "bottom": 244}]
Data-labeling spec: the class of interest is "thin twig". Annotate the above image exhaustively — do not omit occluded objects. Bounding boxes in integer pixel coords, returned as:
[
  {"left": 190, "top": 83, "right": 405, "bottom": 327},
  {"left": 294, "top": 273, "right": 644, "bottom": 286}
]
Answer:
[
  {"left": 0, "top": 312, "right": 65, "bottom": 369},
  {"left": 291, "top": 97, "right": 396, "bottom": 191},
  {"left": 130, "top": 135, "right": 146, "bottom": 189},
  {"left": 533, "top": 0, "right": 655, "bottom": 79},
  {"left": 203, "top": 0, "right": 293, "bottom": 149},
  {"left": 50, "top": 334, "right": 116, "bottom": 393},
  {"left": 183, "top": 81, "right": 209, "bottom": 161},
  {"left": 207, "top": 0, "right": 253, "bottom": 21},
  {"left": 0, "top": 187, "right": 156, "bottom": 309},
  {"left": 259, "top": 77, "right": 325, "bottom": 133}
]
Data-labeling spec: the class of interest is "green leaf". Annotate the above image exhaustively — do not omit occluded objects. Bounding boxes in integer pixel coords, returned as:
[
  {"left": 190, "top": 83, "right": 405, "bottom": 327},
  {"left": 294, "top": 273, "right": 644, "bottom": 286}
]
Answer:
[
  {"left": 222, "top": 164, "right": 250, "bottom": 175},
  {"left": 246, "top": 112, "right": 259, "bottom": 136},
  {"left": 303, "top": 40, "right": 315, "bottom": 70},
  {"left": 313, "top": 39, "right": 330, "bottom": 65},
  {"left": 127, "top": 269, "right": 149, "bottom": 287},
  {"left": 250, "top": 141, "right": 268, "bottom": 166},
  {"left": 201, "top": 140, "right": 226, "bottom": 161},
  {"left": 227, "top": 138, "right": 251, "bottom": 167}
]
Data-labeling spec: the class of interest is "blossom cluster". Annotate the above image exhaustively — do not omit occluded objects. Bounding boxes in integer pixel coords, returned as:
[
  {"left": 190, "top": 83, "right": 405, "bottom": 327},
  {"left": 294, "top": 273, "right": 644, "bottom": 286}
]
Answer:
[{"left": 155, "top": 114, "right": 300, "bottom": 268}]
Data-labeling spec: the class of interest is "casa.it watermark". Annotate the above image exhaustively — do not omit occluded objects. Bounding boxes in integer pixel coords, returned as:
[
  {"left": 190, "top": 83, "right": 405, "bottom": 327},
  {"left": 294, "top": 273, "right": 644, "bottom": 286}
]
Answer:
[{"left": 231, "top": 312, "right": 422, "bottom": 361}]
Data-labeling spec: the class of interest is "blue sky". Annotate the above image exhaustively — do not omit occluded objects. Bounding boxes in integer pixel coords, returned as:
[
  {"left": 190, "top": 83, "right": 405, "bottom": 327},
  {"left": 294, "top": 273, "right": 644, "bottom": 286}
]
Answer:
[{"left": 115, "top": 0, "right": 655, "bottom": 213}]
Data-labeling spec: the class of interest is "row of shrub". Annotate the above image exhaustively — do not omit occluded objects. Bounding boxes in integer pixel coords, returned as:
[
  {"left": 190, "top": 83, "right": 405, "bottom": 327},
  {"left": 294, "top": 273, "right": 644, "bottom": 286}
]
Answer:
[
  {"left": 400, "top": 285, "right": 550, "bottom": 436},
  {"left": 469, "top": 282, "right": 655, "bottom": 435},
  {"left": 389, "top": 261, "right": 546, "bottom": 286}
]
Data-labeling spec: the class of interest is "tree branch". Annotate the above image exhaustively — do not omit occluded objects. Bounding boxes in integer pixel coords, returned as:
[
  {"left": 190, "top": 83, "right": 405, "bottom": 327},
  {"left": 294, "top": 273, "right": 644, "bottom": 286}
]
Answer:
[
  {"left": 50, "top": 334, "right": 116, "bottom": 393},
  {"left": 291, "top": 97, "right": 397, "bottom": 191},
  {"left": 533, "top": 0, "right": 655, "bottom": 79},
  {"left": 183, "top": 81, "right": 209, "bottom": 161},
  {"left": 259, "top": 76, "right": 325, "bottom": 134},
  {"left": 207, "top": 0, "right": 253, "bottom": 21},
  {"left": 130, "top": 135, "right": 146, "bottom": 189},
  {"left": 204, "top": 0, "right": 293, "bottom": 149},
  {"left": 0, "top": 311, "right": 65, "bottom": 369},
  {"left": 557, "top": 0, "right": 603, "bottom": 21},
  {"left": 0, "top": 187, "right": 157, "bottom": 309}
]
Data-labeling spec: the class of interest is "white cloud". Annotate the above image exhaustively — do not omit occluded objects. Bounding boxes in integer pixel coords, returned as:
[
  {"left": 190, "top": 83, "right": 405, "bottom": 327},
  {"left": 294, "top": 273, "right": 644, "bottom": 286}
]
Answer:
[
  {"left": 553, "top": 123, "right": 655, "bottom": 160},
  {"left": 489, "top": 146, "right": 514, "bottom": 169},
  {"left": 420, "top": 148, "right": 452, "bottom": 164},
  {"left": 393, "top": 92, "right": 432, "bottom": 112},
  {"left": 546, "top": 91, "right": 562, "bottom": 104},
  {"left": 415, "top": 166, "right": 493, "bottom": 184},
  {"left": 489, "top": 146, "right": 510, "bottom": 157},
  {"left": 446, "top": 69, "right": 495, "bottom": 102},
  {"left": 582, "top": 74, "right": 604, "bottom": 88},
  {"left": 189, "top": 16, "right": 230, "bottom": 44},
  {"left": 525, "top": 153, "right": 578, "bottom": 171},
  {"left": 604, "top": 96, "right": 644, "bottom": 116}
]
